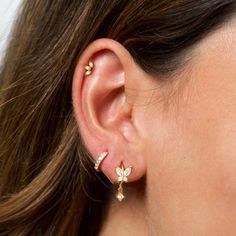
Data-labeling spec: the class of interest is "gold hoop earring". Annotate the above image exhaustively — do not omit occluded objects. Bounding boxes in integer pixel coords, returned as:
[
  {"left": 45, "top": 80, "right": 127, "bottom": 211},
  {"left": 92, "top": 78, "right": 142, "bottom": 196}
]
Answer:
[
  {"left": 94, "top": 151, "right": 108, "bottom": 171},
  {"left": 115, "top": 163, "right": 132, "bottom": 201},
  {"left": 85, "top": 61, "right": 94, "bottom": 76}
]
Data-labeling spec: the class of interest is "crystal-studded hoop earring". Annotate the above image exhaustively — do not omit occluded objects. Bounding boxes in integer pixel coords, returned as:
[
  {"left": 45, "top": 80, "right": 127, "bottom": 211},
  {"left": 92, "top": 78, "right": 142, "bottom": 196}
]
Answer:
[
  {"left": 94, "top": 151, "right": 108, "bottom": 172},
  {"left": 84, "top": 61, "right": 94, "bottom": 76},
  {"left": 115, "top": 162, "right": 132, "bottom": 201}
]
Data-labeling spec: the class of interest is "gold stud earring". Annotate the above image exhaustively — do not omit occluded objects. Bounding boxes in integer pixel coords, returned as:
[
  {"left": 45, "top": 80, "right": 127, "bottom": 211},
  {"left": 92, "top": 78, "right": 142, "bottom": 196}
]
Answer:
[
  {"left": 115, "top": 163, "right": 132, "bottom": 201},
  {"left": 85, "top": 61, "right": 94, "bottom": 76},
  {"left": 94, "top": 151, "right": 108, "bottom": 172}
]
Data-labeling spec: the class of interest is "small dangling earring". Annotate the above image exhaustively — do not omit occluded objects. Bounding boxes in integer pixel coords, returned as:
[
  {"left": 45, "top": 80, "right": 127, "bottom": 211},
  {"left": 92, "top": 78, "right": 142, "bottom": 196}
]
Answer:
[
  {"left": 115, "top": 162, "right": 132, "bottom": 201},
  {"left": 94, "top": 151, "right": 108, "bottom": 172},
  {"left": 84, "top": 61, "right": 94, "bottom": 76}
]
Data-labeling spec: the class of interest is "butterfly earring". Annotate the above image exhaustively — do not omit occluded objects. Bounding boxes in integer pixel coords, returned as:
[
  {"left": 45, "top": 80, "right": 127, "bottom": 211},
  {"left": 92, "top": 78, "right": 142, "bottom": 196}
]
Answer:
[{"left": 115, "top": 163, "right": 132, "bottom": 201}]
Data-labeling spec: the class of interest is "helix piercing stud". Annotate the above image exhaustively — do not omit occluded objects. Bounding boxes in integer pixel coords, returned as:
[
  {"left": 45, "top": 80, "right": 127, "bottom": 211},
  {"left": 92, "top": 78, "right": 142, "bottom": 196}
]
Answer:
[{"left": 85, "top": 61, "right": 94, "bottom": 76}]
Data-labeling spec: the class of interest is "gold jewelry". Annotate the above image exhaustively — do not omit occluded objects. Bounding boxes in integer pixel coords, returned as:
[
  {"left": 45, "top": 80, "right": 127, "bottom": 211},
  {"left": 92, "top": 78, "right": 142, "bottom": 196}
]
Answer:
[
  {"left": 115, "top": 163, "right": 132, "bottom": 201},
  {"left": 94, "top": 151, "right": 108, "bottom": 171},
  {"left": 85, "top": 61, "right": 94, "bottom": 76}
]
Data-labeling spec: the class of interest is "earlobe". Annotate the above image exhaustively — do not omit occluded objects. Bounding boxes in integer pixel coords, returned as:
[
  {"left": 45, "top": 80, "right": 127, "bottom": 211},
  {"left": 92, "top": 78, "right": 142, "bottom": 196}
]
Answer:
[{"left": 72, "top": 38, "right": 147, "bottom": 190}]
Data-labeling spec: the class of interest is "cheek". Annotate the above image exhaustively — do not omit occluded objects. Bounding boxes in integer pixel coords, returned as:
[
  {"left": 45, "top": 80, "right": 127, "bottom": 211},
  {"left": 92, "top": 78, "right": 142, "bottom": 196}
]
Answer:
[
  {"left": 181, "top": 53, "right": 236, "bottom": 201},
  {"left": 143, "top": 61, "right": 236, "bottom": 231}
]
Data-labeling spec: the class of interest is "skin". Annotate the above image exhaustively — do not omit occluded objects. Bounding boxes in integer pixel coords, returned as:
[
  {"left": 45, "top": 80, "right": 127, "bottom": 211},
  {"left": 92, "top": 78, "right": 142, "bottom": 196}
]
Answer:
[{"left": 72, "top": 17, "right": 236, "bottom": 236}]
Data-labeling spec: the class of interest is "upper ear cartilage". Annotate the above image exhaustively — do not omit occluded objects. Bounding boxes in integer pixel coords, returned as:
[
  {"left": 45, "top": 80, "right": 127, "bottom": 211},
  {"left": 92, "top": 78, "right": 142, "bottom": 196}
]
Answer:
[{"left": 85, "top": 61, "right": 94, "bottom": 76}]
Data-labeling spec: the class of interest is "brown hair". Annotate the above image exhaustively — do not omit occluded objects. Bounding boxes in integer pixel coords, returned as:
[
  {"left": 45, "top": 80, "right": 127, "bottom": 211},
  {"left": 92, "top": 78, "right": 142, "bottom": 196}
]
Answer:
[{"left": 0, "top": 0, "right": 235, "bottom": 235}]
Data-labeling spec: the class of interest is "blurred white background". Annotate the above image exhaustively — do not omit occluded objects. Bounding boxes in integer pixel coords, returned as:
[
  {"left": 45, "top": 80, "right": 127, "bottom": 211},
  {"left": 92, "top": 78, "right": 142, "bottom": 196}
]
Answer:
[{"left": 0, "top": 0, "right": 22, "bottom": 63}]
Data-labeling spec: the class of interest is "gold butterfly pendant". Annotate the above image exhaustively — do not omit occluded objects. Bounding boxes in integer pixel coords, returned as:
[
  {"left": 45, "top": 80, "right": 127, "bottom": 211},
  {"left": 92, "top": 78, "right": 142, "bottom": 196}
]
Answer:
[
  {"left": 115, "top": 163, "right": 132, "bottom": 201},
  {"left": 116, "top": 165, "right": 132, "bottom": 183}
]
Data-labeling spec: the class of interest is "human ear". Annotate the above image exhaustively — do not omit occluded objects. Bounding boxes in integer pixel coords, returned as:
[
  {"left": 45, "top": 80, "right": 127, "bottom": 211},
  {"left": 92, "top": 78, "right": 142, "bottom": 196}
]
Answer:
[{"left": 72, "top": 38, "right": 147, "bottom": 184}]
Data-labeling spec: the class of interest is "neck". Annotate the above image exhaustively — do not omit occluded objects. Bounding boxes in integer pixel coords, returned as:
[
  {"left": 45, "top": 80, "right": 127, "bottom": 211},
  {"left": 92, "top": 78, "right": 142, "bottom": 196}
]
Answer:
[{"left": 98, "top": 178, "right": 148, "bottom": 236}]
